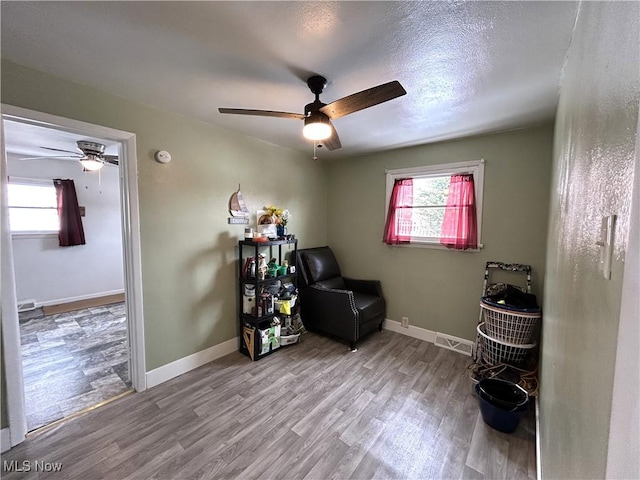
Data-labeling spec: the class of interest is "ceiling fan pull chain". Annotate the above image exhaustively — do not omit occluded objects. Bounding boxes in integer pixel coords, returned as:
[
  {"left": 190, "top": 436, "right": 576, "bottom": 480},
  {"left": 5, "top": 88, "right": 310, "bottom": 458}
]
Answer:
[{"left": 312, "top": 143, "right": 318, "bottom": 161}]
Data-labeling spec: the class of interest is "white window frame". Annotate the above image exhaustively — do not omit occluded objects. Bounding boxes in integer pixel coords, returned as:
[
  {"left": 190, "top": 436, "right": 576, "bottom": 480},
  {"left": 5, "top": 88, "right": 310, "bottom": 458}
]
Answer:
[
  {"left": 7, "top": 176, "right": 59, "bottom": 237},
  {"left": 384, "top": 159, "right": 485, "bottom": 250}
]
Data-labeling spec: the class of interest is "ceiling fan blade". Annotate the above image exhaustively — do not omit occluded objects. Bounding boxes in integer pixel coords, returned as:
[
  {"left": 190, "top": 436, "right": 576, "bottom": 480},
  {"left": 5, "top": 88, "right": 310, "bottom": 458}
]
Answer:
[
  {"left": 218, "top": 108, "right": 305, "bottom": 120},
  {"left": 320, "top": 81, "right": 407, "bottom": 120},
  {"left": 19, "top": 155, "right": 80, "bottom": 161},
  {"left": 40, "top": 146, "right": 81, "bottom": 155},
  {"left": 102, "top": 156, "right": 119, "bottom": 165},
  {"left": 322, "top": 121, "right": 342, "bottom": 151}
]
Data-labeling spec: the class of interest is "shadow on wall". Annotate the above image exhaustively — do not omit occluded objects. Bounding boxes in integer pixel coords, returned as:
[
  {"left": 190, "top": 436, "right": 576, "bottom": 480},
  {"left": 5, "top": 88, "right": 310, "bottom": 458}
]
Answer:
[{"left": 184, "top": 231, "right": 238, "bottom": 349}]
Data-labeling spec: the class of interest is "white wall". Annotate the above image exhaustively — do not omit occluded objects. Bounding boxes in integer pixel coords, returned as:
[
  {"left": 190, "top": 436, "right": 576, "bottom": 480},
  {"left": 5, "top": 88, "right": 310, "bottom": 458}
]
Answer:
[
  {"left": 606, "top": 113, "right": 640, "bottom": 480},
  {"left": 540, "top": 2, "right": 639, "bottom": 479},
  {"left": 8, "top": 154, "right": 124, "bottom": 305}
]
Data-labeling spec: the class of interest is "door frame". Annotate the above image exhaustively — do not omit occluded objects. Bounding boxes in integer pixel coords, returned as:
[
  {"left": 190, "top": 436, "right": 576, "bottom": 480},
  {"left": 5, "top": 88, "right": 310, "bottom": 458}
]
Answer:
[{"left": 1, "top": 104, "right": 146, "bottom": 447}]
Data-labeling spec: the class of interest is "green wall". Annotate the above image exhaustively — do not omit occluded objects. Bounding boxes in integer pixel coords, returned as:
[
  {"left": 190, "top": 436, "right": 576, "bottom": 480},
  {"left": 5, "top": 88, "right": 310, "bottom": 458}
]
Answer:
[
  {"left": 540, "top": 2, "right": 639, "bottom": 478},
  {"left": 1, "top": 59, "right": 328, "bottom": 372},
  {"left": 326, "top": 125, "right": 553, "bottom": 341}
]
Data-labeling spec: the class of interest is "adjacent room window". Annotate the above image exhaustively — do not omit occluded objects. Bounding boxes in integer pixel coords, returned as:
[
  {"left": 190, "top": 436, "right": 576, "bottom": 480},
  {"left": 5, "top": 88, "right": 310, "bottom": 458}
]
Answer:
[
  {"left": 8, "top": 178, "right": 59, "bottom": 234},
  {"left": 383, "top": 160, "right": 484, "bottom": 249}
]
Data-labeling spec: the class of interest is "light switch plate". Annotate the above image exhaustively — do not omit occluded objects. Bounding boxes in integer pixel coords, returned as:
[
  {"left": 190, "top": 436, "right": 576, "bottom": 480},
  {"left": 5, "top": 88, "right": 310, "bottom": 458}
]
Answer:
[{"left": 599, "top": 215, "right": 616, "bottom": 280}]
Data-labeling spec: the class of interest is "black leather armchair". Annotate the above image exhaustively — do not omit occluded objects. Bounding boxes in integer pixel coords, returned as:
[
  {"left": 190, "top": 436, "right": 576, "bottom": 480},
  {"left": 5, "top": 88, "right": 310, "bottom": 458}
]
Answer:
[{"left": 295, "top": 246, "right": 385, "bottom": 351}]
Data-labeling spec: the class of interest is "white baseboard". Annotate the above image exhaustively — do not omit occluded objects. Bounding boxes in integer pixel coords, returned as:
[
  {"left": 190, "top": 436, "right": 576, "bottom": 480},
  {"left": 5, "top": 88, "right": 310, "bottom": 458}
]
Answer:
[
  {"left": 146, "top": 337, "right": 238, "bottom": 388},
  {"left": 36, "top": 289, "right": 125, "bottom": 308},
  {"left": 1, "top": 428, "right": 11, "bottom": 453},
  {"left": 385, "top": 318, "right": 437, "bottom": 343},
  {"left": 384, "top": 318, "right": 473, "bottom": 356}
]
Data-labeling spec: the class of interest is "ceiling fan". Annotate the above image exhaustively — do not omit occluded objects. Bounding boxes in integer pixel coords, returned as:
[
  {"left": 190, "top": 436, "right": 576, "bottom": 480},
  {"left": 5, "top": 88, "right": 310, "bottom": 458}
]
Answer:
[
  {"left": 219, "top": 75, "right": 407, "bottom": 151},
  {"left": 20, "top": 140, "right": 119, "bottom": 171}
]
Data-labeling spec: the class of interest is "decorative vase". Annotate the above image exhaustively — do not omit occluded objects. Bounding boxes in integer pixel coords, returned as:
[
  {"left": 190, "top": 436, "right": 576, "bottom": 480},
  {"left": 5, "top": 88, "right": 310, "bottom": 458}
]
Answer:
[{"left": 276, "top": 224, "right": 286, "bottom": 237}]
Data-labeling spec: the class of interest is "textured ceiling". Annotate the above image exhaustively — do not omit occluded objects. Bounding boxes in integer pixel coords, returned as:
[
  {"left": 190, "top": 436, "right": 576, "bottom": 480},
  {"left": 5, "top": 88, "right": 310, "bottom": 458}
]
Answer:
[{"left": 1, "top": 1, "right": 578, "bottom": 159}]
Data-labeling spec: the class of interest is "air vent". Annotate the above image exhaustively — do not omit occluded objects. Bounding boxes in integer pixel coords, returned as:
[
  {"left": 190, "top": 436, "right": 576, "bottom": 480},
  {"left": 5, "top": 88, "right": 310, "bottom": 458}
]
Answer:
[
  {"left": 434, "top": 332, "right": 474, "bottom": 356},
  {"left": 17, "top": 299, "right": 36, "bottom": 312}
]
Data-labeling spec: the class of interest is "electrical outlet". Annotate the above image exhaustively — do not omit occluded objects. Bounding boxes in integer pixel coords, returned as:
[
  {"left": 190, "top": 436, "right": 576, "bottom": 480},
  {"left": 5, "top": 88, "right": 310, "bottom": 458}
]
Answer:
[{"left": 401, "top": 316, "right": 409, "bottom": 328}]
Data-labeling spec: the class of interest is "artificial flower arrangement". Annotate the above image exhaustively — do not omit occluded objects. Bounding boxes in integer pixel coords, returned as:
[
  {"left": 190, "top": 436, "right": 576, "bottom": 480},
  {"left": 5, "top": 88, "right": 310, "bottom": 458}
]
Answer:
[{"left": 264, "top": 205, "right": 291, "bottom": 227}]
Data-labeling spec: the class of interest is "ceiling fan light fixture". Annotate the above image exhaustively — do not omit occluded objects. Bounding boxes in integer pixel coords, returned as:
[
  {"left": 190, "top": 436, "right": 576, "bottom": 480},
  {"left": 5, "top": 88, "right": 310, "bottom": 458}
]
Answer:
[
  {"left": 80, "top": 157, "right": 105, "bottom": 171},
  {"left": 303, "top": 112, "right": 331, "bottom": 141}
]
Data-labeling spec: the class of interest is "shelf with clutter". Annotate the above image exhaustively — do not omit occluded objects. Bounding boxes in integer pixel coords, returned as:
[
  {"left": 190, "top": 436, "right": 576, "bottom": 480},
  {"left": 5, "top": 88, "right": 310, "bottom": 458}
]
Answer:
[{"left": 238, "top": 238, "right": 303, "bottom": 361}]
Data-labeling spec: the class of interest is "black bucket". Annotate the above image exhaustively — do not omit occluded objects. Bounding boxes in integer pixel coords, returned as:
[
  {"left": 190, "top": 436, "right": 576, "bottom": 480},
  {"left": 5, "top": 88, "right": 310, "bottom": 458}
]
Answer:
[{"left": 475, "top": 378, "right": 529, "bottom": 433}]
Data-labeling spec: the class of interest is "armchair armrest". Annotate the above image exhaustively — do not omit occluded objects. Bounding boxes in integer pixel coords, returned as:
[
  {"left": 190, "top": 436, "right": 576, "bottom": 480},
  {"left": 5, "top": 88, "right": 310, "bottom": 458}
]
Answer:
[
  {"left": 343, "top": 277, "right": 384, "bottom": 297},
  {"left": 300, "top": 285, "right": 359, "bottom": 342}
]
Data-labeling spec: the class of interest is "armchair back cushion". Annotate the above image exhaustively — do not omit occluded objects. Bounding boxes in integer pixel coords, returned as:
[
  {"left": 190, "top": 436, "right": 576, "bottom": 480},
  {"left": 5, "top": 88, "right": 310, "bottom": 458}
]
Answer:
[
  {"left": 299, "top": 247, "right": 347, "bottom": 289},
  {"left": 301, "top": 247, "right": 342, "bottom": 283}
]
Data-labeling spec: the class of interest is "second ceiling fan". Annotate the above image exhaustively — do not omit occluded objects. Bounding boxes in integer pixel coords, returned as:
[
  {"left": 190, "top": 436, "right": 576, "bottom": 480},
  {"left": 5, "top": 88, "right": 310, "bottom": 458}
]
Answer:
[
  {"left": 20, "top": 140, "right": 119, "bottom": 171},
  {"left": 219, "top": 76, "right": 407, "bottom": 151}
]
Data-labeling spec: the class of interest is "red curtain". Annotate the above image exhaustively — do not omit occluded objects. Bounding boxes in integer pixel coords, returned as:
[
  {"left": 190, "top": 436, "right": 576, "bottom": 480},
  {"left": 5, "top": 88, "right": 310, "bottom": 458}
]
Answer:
[
  {"left": 440, "top": 174, "right": 477, "bottom": 250},
  {"left": 54, "top": 179, "right": 86, "bottom": 247},
  {"left": 383, "top": 178, "right": 413, "bottom": 245}
]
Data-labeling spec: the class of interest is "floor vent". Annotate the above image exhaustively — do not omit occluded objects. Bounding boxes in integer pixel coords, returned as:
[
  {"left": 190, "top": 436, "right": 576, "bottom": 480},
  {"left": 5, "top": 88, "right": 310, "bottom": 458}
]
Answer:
[
  {"left": 17, "top": 299, "right": 37, "bottom": 312},
  {"left": 434, "top": 332, "right": 474, "bottom": 356}
]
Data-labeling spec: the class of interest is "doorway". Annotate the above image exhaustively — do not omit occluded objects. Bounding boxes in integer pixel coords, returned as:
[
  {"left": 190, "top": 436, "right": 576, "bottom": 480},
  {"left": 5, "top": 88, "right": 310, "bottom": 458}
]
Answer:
[{"left": 1, "top": 106, "right": 146, "bottom": 446}]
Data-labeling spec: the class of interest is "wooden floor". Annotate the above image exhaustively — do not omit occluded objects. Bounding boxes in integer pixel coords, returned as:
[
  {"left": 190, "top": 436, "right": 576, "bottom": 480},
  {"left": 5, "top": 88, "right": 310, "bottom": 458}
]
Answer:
[
  {"left": 42, "top": 293, "right": 126, "bottom": 316},
  {"left": 2, "top": 331, "right": 536, "bottom": 480},
  {"left": 19, "top": 303, "right": 131, "bottom": 431}
]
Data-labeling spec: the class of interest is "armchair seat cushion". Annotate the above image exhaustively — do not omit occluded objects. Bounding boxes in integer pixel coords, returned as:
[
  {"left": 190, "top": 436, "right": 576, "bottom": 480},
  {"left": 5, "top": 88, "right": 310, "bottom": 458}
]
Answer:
[
  {"left": 315, "top": 277, "right": 347, "bottom": 290},
  {"left": 353, "top": 292, "right": 385, "bottom": 324}
]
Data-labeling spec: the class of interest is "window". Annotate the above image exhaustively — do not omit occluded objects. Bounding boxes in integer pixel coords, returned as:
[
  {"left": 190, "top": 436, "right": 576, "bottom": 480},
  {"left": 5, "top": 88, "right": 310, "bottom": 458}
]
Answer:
[
  {"left": 8, "top": 178, "right": 59, "bottom": 234},
  {"left": 383, "top": 160, "right": 484, "bottom": 249}
]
